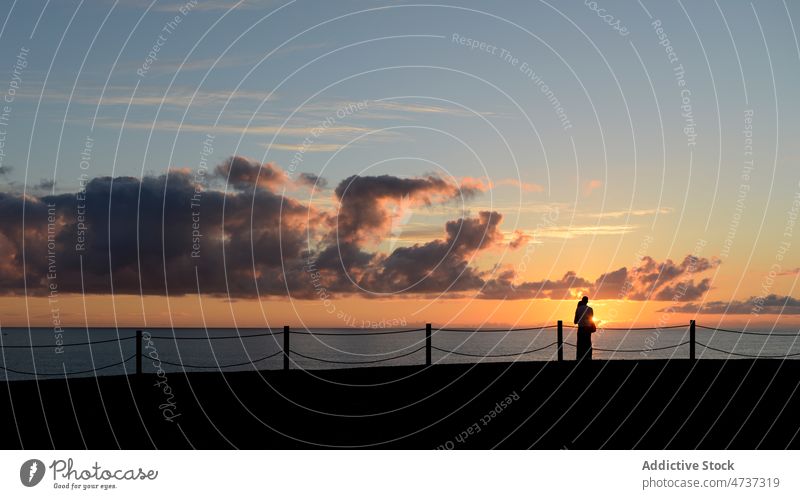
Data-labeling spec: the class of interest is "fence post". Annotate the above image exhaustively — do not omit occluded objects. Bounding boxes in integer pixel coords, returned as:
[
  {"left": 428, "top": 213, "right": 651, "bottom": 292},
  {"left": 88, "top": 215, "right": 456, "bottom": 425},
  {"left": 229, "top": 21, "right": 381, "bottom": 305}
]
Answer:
[
  {"left": 135, "top": 330, "right": 142, "bottom": 376},
  {"left": 426, "top": 323, "right": 432, "bottom": 366},
  {"left": 283, "top": 325, "right": 290, "bottom": 371},
  {"left": 557, "top": 321, "right": 563, "bottom": 362},
  {"left": 690, "top": 320, "right": 696, "bottom": 361}
]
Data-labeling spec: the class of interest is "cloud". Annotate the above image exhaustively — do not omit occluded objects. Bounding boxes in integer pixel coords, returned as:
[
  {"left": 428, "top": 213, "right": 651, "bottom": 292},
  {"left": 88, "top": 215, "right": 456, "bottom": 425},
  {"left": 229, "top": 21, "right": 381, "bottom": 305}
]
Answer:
[
  {"left": 297, "top": 173, "right": 327, "bottom": 189},
  {"left": 97, "top": 119, "right": 373, "bottom": 138},
  {"left": 508, "top": 230, "right": 530, "bottom": 249},
  {"left": 667, "top": 295, "right": 800, "bottom": 315},
  {"left": 214, "top": 156, "right": 288, "bottom": 192},
  {"left": 475, "top": 254, "right": 717, "bottom": 301},
  {"left": 591, "top": 208, "right": 673, "bottom": 219},
  {"left": 527, "top": 224, "right": 637, "bottom": 239},
  {"left": 0, "top": 166, "right": 12, "bottom": 176},
  {"left": 0, "top": 165, "right": 335, "bottom": 298},
  {"left": 496, "top": 178, "right": 544, "bottom": 193},
  {"left": 332, "top": 174, "right": 478, "bottom": 244},
  {"left": 34, "top": 179, "right": 55, "bottom": 191},
  {"left": 583, "top": 179, "right": 602, "bottom": 196},
  {"left": 458, "top": 177, "right": 493, "bottom": 194},
  {"left": 479, "top": 270, "right": 592, "bottom": 300},
  {"left": 140, "top": 0, "right": 271, "bottom": 12},
  {"left": 0, "top": 167, "right": 498, "bottom": 298},
  {"left": 591, "top": 255, "right": 719, "bottom": 301},
  {"left": 0, "top": 164, "right": 725, "bottom": 304},
  {"left": 267, "top": 143, "right": 345, "bottom": 153},
  {"left": 352, "top": 211, "right": 504, "bottom": 294}
]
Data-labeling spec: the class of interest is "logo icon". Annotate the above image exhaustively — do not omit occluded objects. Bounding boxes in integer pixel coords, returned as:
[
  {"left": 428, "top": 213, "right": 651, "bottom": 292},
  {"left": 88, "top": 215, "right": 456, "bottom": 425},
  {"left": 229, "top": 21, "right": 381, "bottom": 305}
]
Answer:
[{"left": 20, "top": 459, "right": 45, "bottom": 487}]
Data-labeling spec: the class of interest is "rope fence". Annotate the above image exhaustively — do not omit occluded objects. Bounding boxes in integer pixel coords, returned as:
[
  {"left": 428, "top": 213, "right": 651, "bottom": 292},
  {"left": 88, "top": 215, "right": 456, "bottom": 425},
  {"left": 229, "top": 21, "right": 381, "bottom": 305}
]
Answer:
[
  {"left": 0, "top": 354, "right": 137, "bottom": 376},
  {"left": 1, "top": 320, "right": 799, "bottom": 376}
]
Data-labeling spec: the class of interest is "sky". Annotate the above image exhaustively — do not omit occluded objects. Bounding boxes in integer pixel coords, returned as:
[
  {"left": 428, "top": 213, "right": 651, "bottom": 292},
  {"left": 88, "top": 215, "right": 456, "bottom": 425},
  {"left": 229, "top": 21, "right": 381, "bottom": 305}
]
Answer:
[{"left": 0, "top": 0, "right": 798, "bottom": 329}]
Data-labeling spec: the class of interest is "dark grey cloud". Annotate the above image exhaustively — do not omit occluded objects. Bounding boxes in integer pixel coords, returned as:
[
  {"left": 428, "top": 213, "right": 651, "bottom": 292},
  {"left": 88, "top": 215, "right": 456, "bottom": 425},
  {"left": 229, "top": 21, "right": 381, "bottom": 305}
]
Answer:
[
  {"left": 214, "top": 155, "right": 289, "bottom": 192},
  {"left": 297, "top": 172, "right": 327, "bottom": 189},
  {"left": 0, "top": 164, "right": 732, "bottom": 304},
  {"left": 34, "top": 179, "right": 55, "bottom": 191},
  {"left": 0, "top": 169, "right": 322, "bottom": 297},
  {"left": 590, "top": 255, "right": 719, "bottom": 301},
  {"left": 478, "top": 270, "right": 592, "bottom": 300},
  {"left": 354, "top": 211, "right": 503, "bottom": 294},
  {"left": 333, "top": 174, "right": 482, "bottom": 243}
]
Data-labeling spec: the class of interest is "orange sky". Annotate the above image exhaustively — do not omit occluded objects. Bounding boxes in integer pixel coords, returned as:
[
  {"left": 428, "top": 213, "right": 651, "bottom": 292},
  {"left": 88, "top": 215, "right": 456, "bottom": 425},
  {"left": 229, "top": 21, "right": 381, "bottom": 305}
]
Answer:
[{"left": 3, "top": 293, "right": 797, "bottom": 330}]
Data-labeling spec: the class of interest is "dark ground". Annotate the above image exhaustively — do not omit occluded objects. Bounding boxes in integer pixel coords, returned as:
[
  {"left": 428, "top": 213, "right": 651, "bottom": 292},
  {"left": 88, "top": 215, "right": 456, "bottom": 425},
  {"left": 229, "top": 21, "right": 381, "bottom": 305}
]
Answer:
[{"left": 2, "top": 359, "right": 799, "bottom": 449}]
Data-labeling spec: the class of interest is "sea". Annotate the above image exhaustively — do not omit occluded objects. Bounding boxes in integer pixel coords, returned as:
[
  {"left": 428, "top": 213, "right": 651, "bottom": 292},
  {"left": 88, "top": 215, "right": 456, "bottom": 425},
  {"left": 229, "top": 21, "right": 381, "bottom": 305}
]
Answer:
[{"left": 1, "top": 325, "right": 799, "bottom": 381}]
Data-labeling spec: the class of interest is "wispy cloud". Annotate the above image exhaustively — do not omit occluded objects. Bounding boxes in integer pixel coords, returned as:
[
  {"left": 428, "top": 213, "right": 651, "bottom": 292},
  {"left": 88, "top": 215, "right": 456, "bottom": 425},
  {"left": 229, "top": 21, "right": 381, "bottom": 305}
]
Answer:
[
  {"left": 265, "top": 143, "right": 347, "bottom": 153},
  {"left": 496, "top": 178, "right": 544, "bottom": 193},
  {"left": 144, "top": 0, "right": 276, "bottom": 12},
  {"left": 590, "top": 207, "right": 673, "bottom": 219},
  {"left": 535, "top": 224, "right": 637, "bottom": 239},
  {"left": 97, "top": 119, "right": 375, "bottom": 137},
  {"left": 116, "top": 43, "right": 330, "bottom": 75},
  {"left": 582, "top": 179, "right": 603, "bottom": 196},
  {"left": 21, "top": 85, "right": 276, "bottom": 109},
  {"left": 297, "top": 99, "right": 499, "bottom": 121}
]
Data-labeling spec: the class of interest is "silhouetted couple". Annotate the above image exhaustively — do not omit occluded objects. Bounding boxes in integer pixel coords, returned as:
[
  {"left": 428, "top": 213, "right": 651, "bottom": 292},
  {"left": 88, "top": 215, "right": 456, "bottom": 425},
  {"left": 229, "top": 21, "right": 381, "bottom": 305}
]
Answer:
[{"left": 574, "top": 296, "right": 596, "bottom": 361}]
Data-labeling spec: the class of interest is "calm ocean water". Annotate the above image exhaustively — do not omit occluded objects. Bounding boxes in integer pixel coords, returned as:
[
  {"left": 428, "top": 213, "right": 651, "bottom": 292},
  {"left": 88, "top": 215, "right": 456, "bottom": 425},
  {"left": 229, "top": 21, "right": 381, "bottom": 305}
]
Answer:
[{"left": 1, "top": 326, "right": 799, "bottom": 381}]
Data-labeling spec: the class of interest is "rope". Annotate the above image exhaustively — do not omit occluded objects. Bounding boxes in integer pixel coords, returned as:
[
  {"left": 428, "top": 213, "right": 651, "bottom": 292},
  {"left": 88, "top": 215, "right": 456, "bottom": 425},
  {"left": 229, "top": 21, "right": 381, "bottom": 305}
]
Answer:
[
  {"left": 432, "top": 342, "right": 557, "bottom": 357},
  {"left": 0, "top": 336, "right": 136, "bottom": 349},
  {"left": 562, "top": 342, "right": 688, "bottom": 353},
  {"left": 593, "top": 341, "right": 690, "bottom": 353},
  {"left": 148, "top": 332, "right": 276, "bottom": 340},
  {"left": 565, "top": 324, "right": 688, "bottom": 331},
  {"left": 0, "top": 354, "right": 136, "bottom": 376},
  {"left": 155, "top": 351, "right": 284, "bottom": 369},
  {"left": 435, "top": 325, "right": 559, "bottom": 332},
  {"left": 696, "top": 325, "right": 800, "bottom": 337},
  {"left": 289, "top": 328, "right": 425, "bottom": 336},
  {"left": 601, "top": 325, "right": 688, "bottom": 330},
  {"left": 696, "top": 342, "right": 800, "bottom": 358},
  {"left": 288, "top": 346, "right": 425, "bottom": 364}
]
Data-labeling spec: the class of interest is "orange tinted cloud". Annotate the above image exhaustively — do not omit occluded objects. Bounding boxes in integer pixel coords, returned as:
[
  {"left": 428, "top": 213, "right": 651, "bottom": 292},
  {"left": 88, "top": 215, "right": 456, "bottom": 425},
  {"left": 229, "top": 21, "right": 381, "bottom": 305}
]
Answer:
[
  {"left": 497, "top": 178, "right": 544, "bottom": 193},
  {"left": 583, "top": 179, "right": 603, "bottom": 196}
]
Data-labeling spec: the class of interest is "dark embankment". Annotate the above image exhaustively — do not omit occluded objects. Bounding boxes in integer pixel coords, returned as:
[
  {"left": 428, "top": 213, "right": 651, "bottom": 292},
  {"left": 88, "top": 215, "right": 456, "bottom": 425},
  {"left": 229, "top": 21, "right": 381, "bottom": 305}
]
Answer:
[{"left": 2, "top": 359, "right": 799, "bottom": 449}]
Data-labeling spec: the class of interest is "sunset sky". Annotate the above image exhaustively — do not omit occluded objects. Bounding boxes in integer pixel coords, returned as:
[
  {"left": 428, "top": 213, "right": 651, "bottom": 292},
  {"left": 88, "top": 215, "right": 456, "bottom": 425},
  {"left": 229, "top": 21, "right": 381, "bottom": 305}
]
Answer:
[{"left": 0, "top": 0, "right": 798, "bottom": 329}]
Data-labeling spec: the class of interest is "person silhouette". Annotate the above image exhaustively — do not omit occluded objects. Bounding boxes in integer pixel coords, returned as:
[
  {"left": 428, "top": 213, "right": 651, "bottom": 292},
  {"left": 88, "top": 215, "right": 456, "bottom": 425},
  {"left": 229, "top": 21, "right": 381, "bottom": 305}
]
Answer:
[{"left": 574, "top": 296, "right": 595, "bottom": 361}]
